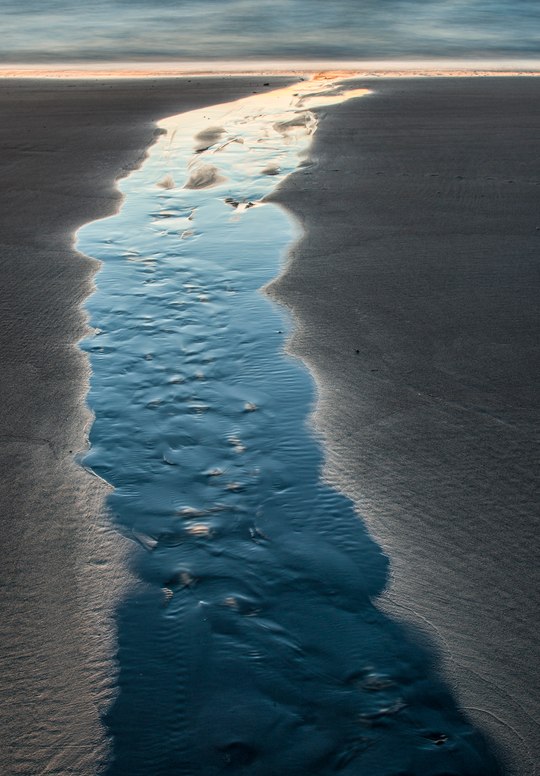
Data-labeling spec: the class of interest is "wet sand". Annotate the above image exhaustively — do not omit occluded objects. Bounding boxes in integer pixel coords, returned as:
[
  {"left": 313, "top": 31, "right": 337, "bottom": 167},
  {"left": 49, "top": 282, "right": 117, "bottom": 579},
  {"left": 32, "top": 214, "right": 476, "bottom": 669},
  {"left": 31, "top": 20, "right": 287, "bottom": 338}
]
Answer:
[
  {"left": 0, "top": 75, "right": 291, "bottom": 774},
  {"left": 269, "top": 77, "right": 540, "bottom": 774},
  {"left": 0, "top": 75, "right": 538, "bottom": 774}
]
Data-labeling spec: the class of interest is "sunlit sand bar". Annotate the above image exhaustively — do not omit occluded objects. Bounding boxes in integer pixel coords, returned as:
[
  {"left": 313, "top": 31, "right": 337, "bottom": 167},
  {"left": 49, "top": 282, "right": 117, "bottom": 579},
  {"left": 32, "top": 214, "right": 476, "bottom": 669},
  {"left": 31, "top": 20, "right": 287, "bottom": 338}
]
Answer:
[{"left": 1, "top": 58, "right": 540, "bottom": 78}]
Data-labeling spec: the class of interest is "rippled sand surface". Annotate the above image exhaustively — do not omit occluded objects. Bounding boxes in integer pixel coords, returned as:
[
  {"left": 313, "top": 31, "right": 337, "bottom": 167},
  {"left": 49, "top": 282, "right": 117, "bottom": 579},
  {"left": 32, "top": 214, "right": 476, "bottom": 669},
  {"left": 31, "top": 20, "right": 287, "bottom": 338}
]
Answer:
[{"left": 78, "top": 78, "right": 501, "bottom": 774}]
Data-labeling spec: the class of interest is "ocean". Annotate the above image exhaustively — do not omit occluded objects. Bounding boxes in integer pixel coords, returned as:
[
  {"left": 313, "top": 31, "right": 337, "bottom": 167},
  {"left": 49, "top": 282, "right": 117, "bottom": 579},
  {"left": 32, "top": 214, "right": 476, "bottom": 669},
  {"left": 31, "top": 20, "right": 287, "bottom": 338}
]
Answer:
[{"left": 1, "top": 0, "right": 539, "bottom": 63}]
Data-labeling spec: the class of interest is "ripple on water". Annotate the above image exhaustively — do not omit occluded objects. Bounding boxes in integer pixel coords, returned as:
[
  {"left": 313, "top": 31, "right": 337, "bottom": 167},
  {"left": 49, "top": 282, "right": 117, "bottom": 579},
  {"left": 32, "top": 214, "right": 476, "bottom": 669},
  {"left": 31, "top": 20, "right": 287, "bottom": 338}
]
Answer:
[{"left": 78, "top": 78, "right": 502, "bottom": 774}]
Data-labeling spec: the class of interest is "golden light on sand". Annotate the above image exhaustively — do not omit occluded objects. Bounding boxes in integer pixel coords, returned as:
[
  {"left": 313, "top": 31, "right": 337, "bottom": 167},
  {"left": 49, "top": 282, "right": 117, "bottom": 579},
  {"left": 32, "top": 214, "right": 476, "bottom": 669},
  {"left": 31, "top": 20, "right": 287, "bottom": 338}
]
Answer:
[
  {"left": 1, "top": 60, "right": 540, "bottom": 79},
  {"left": 151, "top": 73, "right": 372, "bottom": 214}
]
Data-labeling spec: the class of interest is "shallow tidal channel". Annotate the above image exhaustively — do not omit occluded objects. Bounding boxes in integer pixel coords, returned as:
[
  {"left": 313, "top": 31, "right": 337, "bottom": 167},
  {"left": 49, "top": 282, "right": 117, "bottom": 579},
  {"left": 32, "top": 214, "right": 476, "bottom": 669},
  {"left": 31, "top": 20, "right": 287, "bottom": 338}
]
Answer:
[{"left": 77, "top": 77, "right": 501, "bottom": 775}]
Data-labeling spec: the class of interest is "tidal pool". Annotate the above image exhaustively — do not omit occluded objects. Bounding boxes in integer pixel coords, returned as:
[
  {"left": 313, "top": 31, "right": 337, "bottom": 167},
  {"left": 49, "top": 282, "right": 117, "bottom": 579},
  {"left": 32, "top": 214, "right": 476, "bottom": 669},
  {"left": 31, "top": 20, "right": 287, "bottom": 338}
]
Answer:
[{"left": 77, "top": 76, "right": 501, "bottom": 775}]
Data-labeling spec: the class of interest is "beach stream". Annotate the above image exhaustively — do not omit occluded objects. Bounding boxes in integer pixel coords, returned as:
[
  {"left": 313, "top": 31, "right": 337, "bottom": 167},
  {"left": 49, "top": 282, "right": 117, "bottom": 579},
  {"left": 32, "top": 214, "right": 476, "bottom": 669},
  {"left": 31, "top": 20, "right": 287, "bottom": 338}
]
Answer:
[{"left": 77, "top": 76, "right": 502, "bottom": 775}]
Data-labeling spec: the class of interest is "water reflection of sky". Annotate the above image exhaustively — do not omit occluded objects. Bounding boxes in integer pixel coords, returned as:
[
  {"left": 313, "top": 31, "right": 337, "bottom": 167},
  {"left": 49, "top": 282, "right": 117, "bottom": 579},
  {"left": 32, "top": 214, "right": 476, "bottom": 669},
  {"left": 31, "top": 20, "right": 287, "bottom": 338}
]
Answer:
[
  {"left": 2, "top": 0, "right": 540, "bottom": 62},
  {"left": 76, "top": 76, "right": 502, "bottom": 776}
]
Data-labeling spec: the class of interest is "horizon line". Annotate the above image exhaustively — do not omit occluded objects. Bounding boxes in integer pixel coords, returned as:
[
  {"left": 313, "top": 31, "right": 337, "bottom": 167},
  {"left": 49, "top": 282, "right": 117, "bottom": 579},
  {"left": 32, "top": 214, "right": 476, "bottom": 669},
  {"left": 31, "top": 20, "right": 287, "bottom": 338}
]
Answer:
[{"left": 1, "top": 58, "right": 540, "bottom": 79}]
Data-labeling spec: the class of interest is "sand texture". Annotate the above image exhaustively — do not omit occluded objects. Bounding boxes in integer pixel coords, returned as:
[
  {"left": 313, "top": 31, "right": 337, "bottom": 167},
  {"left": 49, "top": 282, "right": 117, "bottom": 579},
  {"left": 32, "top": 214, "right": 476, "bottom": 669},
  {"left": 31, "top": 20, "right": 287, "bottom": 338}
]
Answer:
[
  {"left": 0, "top": 75, "right": 292, "bottom": 775},
  {"left": 269, "top": 76, "right": 540, "bottom": 775},
  {"left": 0, "top": 74, "right": 538, "bottom": 774}
]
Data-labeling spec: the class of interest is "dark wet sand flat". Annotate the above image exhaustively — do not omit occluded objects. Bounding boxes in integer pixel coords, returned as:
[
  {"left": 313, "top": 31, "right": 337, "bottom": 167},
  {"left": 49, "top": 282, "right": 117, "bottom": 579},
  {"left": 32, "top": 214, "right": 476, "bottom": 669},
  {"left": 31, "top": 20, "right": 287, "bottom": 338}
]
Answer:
[
  {"left": 0, "top": 75, "right": 538, "bottom": 774},
  {"left": 270, "top": 76, "right": 540, "bottom": 775},
  {"left": 0, "top": 75, "right": 291, "bottom": 774}
]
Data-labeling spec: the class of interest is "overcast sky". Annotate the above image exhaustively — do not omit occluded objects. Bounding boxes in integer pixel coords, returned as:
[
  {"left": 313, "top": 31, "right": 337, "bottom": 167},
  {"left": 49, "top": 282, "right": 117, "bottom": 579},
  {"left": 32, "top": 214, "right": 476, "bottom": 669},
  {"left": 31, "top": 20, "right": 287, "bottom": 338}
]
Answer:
[{"left": 1, "top": 0, "right": 539, "bottom": 62}]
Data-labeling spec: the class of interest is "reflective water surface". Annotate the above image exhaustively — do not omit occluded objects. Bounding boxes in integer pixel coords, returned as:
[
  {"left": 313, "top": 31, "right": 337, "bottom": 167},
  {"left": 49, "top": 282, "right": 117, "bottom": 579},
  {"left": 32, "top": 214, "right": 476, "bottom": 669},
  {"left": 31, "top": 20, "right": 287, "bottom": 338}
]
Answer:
[{"left": 77, "top": 78, "right": 502, "bottom": 775}]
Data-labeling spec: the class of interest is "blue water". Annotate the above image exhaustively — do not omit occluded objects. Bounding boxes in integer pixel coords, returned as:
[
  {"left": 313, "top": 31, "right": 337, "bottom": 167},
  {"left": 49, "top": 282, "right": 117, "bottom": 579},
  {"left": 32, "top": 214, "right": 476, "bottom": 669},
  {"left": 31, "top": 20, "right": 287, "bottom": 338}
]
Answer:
[
  {"left": 2, "top": 0, "right": 539, "bottom": 63},
  {"left": 77, "top": 80, "right": 502, "bottom": 774}
]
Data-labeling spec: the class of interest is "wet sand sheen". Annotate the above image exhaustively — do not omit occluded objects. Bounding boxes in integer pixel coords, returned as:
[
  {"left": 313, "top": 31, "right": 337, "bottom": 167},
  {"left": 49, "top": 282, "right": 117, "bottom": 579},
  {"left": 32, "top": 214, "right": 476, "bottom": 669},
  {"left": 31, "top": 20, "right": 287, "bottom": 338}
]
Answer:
[
  {"left": 77, "top": 78, "right": 501, "bottom": 774},
  {"left": 269, "top": 77, "right": 540, "bottom": 775}
]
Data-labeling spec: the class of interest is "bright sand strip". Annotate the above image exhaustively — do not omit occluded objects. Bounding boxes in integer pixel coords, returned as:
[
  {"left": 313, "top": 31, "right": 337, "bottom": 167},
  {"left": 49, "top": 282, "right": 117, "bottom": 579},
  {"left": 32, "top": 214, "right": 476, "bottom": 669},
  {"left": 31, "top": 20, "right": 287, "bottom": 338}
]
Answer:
[
  {"left": 0, "top": 70, "right": 538, "bottom": 774},
  {"left": 1, "top": 58, "right": 540, "bottom": 78}
]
